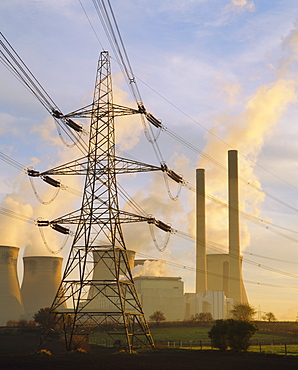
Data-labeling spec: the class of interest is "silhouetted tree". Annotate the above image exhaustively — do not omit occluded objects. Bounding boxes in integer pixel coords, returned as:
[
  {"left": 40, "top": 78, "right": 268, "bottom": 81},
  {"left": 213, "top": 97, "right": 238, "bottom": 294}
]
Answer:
[
  {"left": 262, "top": 312, "right": 277, "bottom": 322},
  {"left": 191, "top": 312, "right": 213, "bottom": 322},
  {"left": 149, "top": 311, "right": 166, "bottom": 324},
  {"left": 6, "top": 319, "right": 36, "bottom": 328},
  {"left": 33, "top": 307, "right": 58, "bottom": 330},
  {"left": 230, "top": 302, "right": 256, "bottom": 321},
  {"left": 198, "top": 312, "right": 213, "bottom": 322}
]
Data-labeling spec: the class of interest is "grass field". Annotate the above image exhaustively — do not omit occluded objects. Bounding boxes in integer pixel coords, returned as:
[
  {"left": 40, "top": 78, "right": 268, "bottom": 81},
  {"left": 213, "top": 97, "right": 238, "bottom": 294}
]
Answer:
[{"left": 89, "top": 321, "right": 298, "bottom": 354}]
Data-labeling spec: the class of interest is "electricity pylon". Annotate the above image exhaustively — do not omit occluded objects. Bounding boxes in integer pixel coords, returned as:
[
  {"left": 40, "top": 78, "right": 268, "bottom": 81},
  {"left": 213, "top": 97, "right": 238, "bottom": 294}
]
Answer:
[
  {"left": 1, "top": 32, "right": 183, "bottom": 352},
  {"left": 34, "top": 51, "right": 168, "bottom": 352}
]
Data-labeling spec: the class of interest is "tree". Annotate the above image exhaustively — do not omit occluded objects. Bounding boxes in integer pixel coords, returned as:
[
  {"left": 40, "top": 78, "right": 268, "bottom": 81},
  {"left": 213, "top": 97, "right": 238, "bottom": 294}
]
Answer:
[
  {"left": 6, "top": 320, "right": 18, "bottom": 327},
  {"left": 262, "top": 312, "right": 277, "bottom": 322},
  {"left": 230, "top": 302, "right": 256, "bottom": 321},
  {"left": 33, "top": 307, "right": 56, "bottom": 330},
  {"left": 190, "top": 312, "right": 213, "bottom": 322},
  {"left": 197, "top": 312, "right": 213, "bottom": 322},
  {"left": 208, "top": 319, "right": 258, "bottom": 352},
  {"left": 6, "top": 319, "right": 36, "bottom": 328},
  {"left": 149, "top": 311, "right": 166, "bottom": 324},
  {"left": 18, "top": 319, "right": 36, "bottom": 329}
]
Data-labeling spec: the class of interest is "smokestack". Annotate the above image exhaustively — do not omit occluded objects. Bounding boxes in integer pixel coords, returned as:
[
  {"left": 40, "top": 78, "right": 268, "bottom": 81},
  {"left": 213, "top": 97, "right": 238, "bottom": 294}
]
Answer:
[
  {"left": 228, "top": 150, "right": 242, "bottom": 303},
  {"left": 0, "top": 246, "right": 24, "bottom": 325},
  {"left": 196, "top": 168, "right": 207, "bottom": 293},
  {"left": 21, "top": 256, "right": 63, "bottom": 315}
]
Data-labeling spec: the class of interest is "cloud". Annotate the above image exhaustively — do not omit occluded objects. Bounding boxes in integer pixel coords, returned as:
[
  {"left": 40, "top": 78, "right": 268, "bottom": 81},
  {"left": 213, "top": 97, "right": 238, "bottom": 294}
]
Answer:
[
  {"left": 113, "top": 74, "right": 143, "bottom": 152},
  {"left": 194, "top": 77, "right": 297, "bottom": 251},
  {"left": 184, "top": 23, "right": 298, "bottom": 254},
  {"left": 132, "top": 260, "right": 170, "bottom": 277},
  {"left": 0, "top": 192, "right": 34, "bottom": 247},
  {"left": 218, "top": 81, "right": 243, "bottom": 105},
  {"left": 227, "top": 0, "right": 255, "bottom": 12},
  {"left": 122, "top": 168, "right": 187, "bottom": 254},
  {"left": 0, "top": 113, "right": 19, "bottom": 136}
]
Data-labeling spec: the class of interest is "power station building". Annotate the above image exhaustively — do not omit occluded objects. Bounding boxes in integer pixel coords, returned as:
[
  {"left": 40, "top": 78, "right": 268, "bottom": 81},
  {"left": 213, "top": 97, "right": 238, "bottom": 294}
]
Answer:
[
  {"left": 134, "top": 276, "right": 184, "bottom": 322},
  {"left": 0, "top": 150, "right": 248, "bottom": 325}
]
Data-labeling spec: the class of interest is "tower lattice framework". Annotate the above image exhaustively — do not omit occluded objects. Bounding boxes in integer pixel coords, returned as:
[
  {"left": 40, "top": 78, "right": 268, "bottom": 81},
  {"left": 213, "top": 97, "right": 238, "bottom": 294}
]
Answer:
[{"left": 38, "top": 51, "right": 157, "bottom": 352}]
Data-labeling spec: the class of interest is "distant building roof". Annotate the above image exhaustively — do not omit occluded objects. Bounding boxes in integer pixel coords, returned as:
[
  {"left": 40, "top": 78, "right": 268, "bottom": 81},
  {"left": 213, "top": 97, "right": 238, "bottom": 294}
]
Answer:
[{"left": 134, "top": 276, "right": 182, "bottom": 281}]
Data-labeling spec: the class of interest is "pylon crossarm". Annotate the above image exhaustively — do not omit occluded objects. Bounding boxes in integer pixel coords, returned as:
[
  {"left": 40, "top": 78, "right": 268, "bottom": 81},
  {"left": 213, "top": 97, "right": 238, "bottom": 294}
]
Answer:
[
  {"left": 37, "top": 208, "right": 152, "bottom": 228},
  {"left": 113, "top": 156, "right": 162, "bottom": 174},
  {"left": 64, "top": 102, "right": 140, "bottom": 119},
  {"left": 29, "top": 155, "right": 162, "bottom": 177}
]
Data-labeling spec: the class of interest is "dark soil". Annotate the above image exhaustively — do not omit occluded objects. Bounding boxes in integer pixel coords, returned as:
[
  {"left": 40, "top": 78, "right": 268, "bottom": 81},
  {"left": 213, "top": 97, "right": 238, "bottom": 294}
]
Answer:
[{"left": 1, "top": 333, "right": 298, "bottom": 370}]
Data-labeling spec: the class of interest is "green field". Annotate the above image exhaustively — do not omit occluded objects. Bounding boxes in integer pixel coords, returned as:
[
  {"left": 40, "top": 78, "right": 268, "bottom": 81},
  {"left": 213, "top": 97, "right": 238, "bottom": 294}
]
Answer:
[
  {"left": 147, "top": 323, "right": 298, "bottom": 343},
  {"left": 148, "top": 322, "right": 298, "bottom": 355},
  {"left": 90, "top": 321, "right": 298, "bottom": 355}
]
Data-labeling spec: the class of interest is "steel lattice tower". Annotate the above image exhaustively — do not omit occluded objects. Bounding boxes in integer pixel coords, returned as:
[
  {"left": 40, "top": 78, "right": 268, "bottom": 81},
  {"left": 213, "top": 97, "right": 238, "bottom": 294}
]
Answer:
[{"left": 37, "top": 51, "right": 158, "bottom": 352}]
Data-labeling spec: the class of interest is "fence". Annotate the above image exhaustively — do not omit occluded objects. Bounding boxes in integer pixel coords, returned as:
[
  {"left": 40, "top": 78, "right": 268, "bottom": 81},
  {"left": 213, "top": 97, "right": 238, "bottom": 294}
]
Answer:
[
  {"left": 151, "top": 340, "right": 298, "bottom": 355},
  {"left": 89, "top": 336, "right": 298, "bottom": 356}
]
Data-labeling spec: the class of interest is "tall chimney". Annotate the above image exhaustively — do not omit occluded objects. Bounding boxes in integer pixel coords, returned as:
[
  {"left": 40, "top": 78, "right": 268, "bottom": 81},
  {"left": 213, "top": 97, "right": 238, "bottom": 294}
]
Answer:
[
  {"left": 196, "top": 168, "right": 207, "bottom": 293},
  {"left": 0, "top": 246, "right": 24, "bottom": 325},
  {"left": 228, "top": 150, "right": 242, "bottom": 303}
]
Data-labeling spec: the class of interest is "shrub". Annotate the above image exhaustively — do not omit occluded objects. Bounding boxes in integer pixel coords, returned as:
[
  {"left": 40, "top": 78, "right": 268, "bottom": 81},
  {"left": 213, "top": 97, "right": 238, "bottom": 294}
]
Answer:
[
  {"left": 208, "top": 319, "right": 258, "bottom": 352},
  {"left": 226, "top": 319, "right": 258, "bottom": 351},
  {"left": 190, "top": 313, "right": 213, "bottom": 323},
  {"left": 208, "top": 320, "right": 228, "bottom": 351},
  {"left": 6, "top": 320, "right": 19, "bottom": 327}
]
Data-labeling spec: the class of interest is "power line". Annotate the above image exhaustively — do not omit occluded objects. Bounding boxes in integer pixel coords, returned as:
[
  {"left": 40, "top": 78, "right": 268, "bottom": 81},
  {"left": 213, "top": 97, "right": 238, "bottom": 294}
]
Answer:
[
  {"left": 135, "top": 252, "right": 298, "bottom": 290},
  {"left": 1, "top": 149, "right": 298, "bottom": 247},
  {"left": 84, "top": 2, "right": 298, "bottom": 214}
]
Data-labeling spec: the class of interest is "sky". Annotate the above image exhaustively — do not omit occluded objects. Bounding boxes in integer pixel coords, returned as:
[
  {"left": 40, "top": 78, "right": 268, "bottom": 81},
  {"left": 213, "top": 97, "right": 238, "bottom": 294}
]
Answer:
[{"left": 1, "top": 0, "right": 298, "bottom": 321}]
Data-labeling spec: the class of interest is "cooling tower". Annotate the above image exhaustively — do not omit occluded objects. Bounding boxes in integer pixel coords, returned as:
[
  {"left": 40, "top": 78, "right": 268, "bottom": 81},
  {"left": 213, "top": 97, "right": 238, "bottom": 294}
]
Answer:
[
  {"left": 87, "top": 247, "right": 135, "bottom": 310},
  {"left": 196, "top": 168, "right": 207, "bottom": 293},
  {"left": 228, "top": 150, "right": 247, "bottom": 304},
  {"left": 0, "top": 246, "right": 24, "bottom": 325},
  {"left": 21, "top": 256, "right": 63, "bottom": 315}
]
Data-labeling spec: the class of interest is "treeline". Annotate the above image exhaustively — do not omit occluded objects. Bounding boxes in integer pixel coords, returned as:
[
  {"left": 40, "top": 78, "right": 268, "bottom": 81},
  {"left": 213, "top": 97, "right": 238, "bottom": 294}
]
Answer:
[{"left": 254, "top": 321, "right": 298, "bottom": 334}]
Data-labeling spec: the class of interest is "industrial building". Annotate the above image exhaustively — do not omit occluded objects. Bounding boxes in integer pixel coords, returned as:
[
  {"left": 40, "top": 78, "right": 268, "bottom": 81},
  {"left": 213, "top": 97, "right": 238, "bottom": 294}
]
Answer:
[
  {"left": 134, "top": 276, "right": 184, "bottom": 322},
  {"left": 0, "top": 150, "right": 248, "bottom": 325}
]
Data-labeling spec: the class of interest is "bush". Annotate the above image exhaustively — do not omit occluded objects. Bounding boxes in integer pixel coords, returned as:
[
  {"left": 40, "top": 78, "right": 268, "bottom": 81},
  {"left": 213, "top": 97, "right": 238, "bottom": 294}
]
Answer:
[
  {"left": 226, "top": 320, "right": 258, "bottom": 351},
  {"left": 190, "top": 313, "right": 213, "bottom": 323},
  {"left": 208, "top": 319, "right": 258, "bottom": 352},
  {"left": 6, "top": 319, "right": 36, "bottom": 329},
  {"left": 208, "top": 320, "right": 228, "bottom": 351}
]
